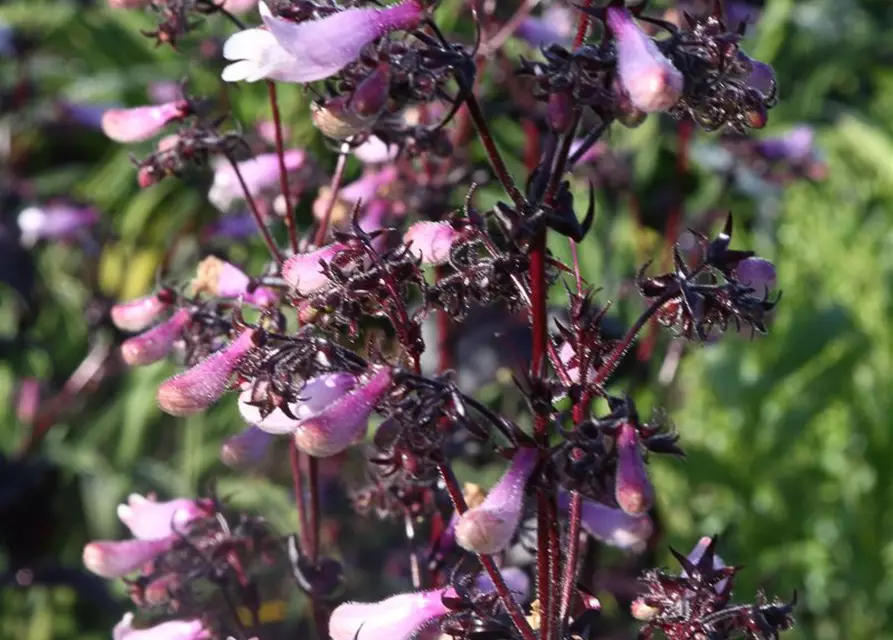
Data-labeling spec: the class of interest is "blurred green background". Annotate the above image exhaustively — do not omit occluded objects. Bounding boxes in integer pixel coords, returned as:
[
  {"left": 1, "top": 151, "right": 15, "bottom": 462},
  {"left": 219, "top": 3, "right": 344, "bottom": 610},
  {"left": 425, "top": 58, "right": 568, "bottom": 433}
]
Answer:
[{"left": 1, "top": 0, "right": 892, "bottom": 638}]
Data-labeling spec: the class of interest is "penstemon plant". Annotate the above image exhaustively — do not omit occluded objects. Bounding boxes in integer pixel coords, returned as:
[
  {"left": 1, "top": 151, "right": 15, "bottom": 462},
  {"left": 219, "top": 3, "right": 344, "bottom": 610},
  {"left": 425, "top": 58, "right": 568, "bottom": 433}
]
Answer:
[{"left": 48, "top": 0, "right": 804, "bottom": 638}]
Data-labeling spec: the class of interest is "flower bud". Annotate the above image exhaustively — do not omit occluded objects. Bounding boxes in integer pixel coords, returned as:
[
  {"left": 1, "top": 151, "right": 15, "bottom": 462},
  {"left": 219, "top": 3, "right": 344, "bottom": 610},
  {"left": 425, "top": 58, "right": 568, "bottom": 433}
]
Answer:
[
  {"left": 281, "top": 242, "right": 347, "bottom": 295},
  {"left": 116, "top": 494, "right": 211, "bottom": 540},
  {"left": 239, "top": 373, "right": 358, "bottom": 435},
  {"left": 734, "top": 257, "right": 776, "bottom": 293},
  {"left": 683, "top": 535, "right": 729, "bottom": 593},
  {"left": 221, "top": 425, "right": 275, "bottom": 469},
  {"left": 403, "top": 221, "right": 462, "bottom": 266},
  {"left": 455, "top": 448, "right": 538, "bottom": 554},
  {"left": 742, "top": 54, "right": 777, "bottom": 101},
  {"left": 138, "top": 165, "right": 160, "bottom": 189},
  {"left": 607, "top": 7, "right": 683, "bottom": 113},
  {"left": 547, "top": 90, "right": 574, "bottom": 133},
  {"left": 113, "top": 612, "right": 209, "bottom": 640},
  {"left": 121, "top": 308, "right": 192, "bottom": 366},
  {"left": 351, "top": 64, "right": 391, "bottom": 118},
  {"left": 294, "top": 366, "right": 393, "bottom": 457},
  {"left": 101, "top": 101, "right": 188, "bottom": 143},
  {"left": 311, "top": 96, "right": 378, "bottom": 140},
  {"left": 83, "top": 537, "right": 175, "bottom": 578},
  {"left": 111, "top": 293, "right": 172, "bottom": 332},
  {"left": 614, "top": 423, "right": 654, "bottom": 515},
  {"left": 329, "top": 588, "right": 450, "bottom": 640},
  {"left": 192, "top": 256, "right": 277, "bottom": 306},
  {"left": 156, "top": 329, "right": 256, "bottom": 417}
]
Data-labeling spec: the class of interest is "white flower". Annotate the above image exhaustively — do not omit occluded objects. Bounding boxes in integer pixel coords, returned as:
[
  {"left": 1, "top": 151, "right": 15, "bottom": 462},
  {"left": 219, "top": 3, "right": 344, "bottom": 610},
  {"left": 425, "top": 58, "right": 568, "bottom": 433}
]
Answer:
[{"left": 221, "top": 3, "right": 303, "bottom": 83}]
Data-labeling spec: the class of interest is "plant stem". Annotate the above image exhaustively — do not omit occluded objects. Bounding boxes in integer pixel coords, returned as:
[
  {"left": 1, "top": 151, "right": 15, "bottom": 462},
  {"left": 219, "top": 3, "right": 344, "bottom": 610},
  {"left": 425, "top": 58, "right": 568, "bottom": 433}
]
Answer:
[
  {"left": 460, "top": 88, "right": 526, "bottom": 209},
  {"left": 313, "top": 146, "right": 350, "bottom": 247},
  {"left": 226, "top": 156, "right": 283, "bottom": 263},
  {"left": 267, "top": 81, "right": 298, "bottom": 254},
  {"left": 307, "top": 456, "right": 321, "bottom": 564},
  {"left": 289, "top": 442, "right": 310, "bottom": 552}
]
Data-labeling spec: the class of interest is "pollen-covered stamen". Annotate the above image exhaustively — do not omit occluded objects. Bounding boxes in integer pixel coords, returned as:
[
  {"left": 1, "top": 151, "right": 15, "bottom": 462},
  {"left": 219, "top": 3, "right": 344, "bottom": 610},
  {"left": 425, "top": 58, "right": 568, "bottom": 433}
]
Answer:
[
  {"left": 101, "top": 101, "right": 190, "bottom": 143},
  {"left": 607, "top": 6, "right": 683, "bottom": 113},
  {"left": 156, "top": 329, "right": 257, "bottom": 417},
  {"left": 120, "top": 308, "right": 192, "bottom": 366},
  {"left": 614, "top": 422, "right": 654, "bottom": 515},
  {"left": 294, "top": 366, "right": 393, "bottom": 457},
  {"left": 455, "top": 448, "right": 538, "bottom": 554},
  {"left": 82, "top": 537, "right": 175, "bottom": 579}
]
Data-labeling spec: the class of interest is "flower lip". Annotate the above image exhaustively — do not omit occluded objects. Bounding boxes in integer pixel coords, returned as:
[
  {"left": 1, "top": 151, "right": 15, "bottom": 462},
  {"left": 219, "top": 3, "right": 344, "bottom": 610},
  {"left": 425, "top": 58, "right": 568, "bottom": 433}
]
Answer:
[{"left": 116, "top": 493, "right": 211, "bottom": 539}]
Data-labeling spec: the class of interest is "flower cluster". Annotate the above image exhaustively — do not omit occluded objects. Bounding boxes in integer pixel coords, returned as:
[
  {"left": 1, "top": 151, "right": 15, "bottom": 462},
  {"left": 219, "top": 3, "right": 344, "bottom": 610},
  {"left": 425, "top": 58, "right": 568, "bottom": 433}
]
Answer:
[{"left": 6, "top": 0, "right": 812, "bottom": 638}]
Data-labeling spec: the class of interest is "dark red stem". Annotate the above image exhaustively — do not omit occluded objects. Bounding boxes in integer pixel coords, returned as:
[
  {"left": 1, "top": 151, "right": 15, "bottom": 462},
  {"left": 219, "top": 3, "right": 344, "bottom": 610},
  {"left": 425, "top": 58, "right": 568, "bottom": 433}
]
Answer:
[
  {"left": 313, "top": 148, "right": 349, "bottom": 247},
  {"left": 266, "top": 81, "right": 299, "bottom": 254},
  {"left": 226, "top": 156, "right": 283, "bottom": 263}
]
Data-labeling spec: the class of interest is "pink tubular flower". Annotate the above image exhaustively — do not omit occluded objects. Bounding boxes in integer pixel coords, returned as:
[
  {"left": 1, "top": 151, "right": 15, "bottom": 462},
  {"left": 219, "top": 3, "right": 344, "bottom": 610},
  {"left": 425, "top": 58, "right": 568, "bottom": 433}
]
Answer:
[
  {"left": 221, "top": 425, "right": 275, "bottom": 469},
  {"left": 209, "top": 149, "right": 306, "bottom": 211},
  {"left": 294, "top": 366, "right": 393, "bottom": 457},
  {"left": 312, "top": 166, "right": 398, "bottom": 223},
  {"left": 403, "top": 221, "right": 462, "bottom": 266},
  {"left": 249, "top": 0, "right": 423, "bottom": 84},
  {"left": 222, "top": 0, "right": 259, "bottom": 13},
  {"left": 113, "top": 613, "right": 209, "bottom": 640},
  {"left": 455, "top": 448, "right": 538, "bottom": 554},
  {"left": 121, "top": 308, "right": 192, "bottom": 366},
  {"left": 239, "top": 373, "right": 358, "bottom": 435},
  {"left": 607, "top": 7, "right": 683, "bottom": 113},
  {"left": 191, "top": 256, "right": 277, "bottom": 306},
  {"left": 101, "top": 101, "right": 190, "bottom": 143},
  {"left": 116, "top": 494, "right": 211, "bottom": 540},
  {"left": 17, "top": 203, "right": 99, "bottom": 247},
  {"left": 281, "top": 242, "right": 347, "bottom": 295},
  {"left": 156, "top": 329, "right": 257, "bottom": 416},
  {"left": 83, "top": 537, "right": 175, "bottom": 578},
  {"left": 111, "top": 293, "right": 172, "bottom": 332},
  {"left": 735, "top": 257, "right": 777, "bottom": 293},
  {"left": 329, "top": 588, "right": 450, "bottom": 640},
  {"left": 614, "top": 422, "right": 654, "bottom": 515}
]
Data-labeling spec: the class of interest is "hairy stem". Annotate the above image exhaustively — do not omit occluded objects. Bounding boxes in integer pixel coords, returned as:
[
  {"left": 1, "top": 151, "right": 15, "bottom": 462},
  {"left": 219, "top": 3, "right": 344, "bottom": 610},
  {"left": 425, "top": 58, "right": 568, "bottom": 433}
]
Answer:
[
  {"left": 266, "top": 81, "right": 298, "bottom": 254},
  {"left": 313, "top": 146, "right": 350, "bottom": 247}
]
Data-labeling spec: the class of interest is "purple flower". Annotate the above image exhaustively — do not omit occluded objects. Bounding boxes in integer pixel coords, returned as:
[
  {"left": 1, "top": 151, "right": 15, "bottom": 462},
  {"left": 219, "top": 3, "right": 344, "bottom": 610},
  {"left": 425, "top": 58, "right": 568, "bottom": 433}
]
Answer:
[
  {"left": 474, "top": 566, "right": 531, "bottom": 600},
  {"left": 209, "top": 149, "right": 307, "bottom": 211},
  {"left": 312, "top": 166, "right": 398, "bottom": 224},
  {"left": 352, "top": 136, "right": 398, "bottom": 164},
  {"left": 607, "top": 7, "right": 683, "bottom": 113},
  {"left": 113, "top": 613, "right": 209, "bottom": 640},
  {"left": 83, "top": 537, "right": 175, "bottom": 578},
  {"left": 329, "top": 588, "right": 451, "bottom": 640},
  {"left": 281, "top": 242, "right": 348, "bottom": 295},
  {"left": 238, "top": 373, "right": 359, "bottom": 434},
  {"left": 558, "top": 492, "right": 653, "bottom": 552},
  {"left": 224, "top": 0, "right": 424, "bottom": 85},
  {"left": 101, "top": 101, "right": 189, "bottom": 143},
  {"left": 116, "top": 494, "right": 211, "bottom": 539},
  {"left": 156, "top": 329, "right": 257, "bottom": 417},
  {"left": 614, "top": 422, "right": 654, "bottom": 515},
  {"left": 455, "top": 448, "right": 538, "bottom": 554},
  {"left": 515, "top": 6, "right": 574, "bottom": 48},
  {"left": 221, "top": 425, "right": 275, "bottom": 469},
  {"left": 294, "top": 366, "right": 393, "bottom": 457},
  {"left": 120, "top": 308, "right": 192, "bottom": 366},
  {"left": 734, "top": 257, "right": 777, "bottom": 293},
  {"left": 756, "top": 126, "right": 815, "bottom": 163},
  {"left": 403, "top": 221, "right": 463, "bottom": 266},
  {"left": 202, "top": 213, "right": 259, "bottom": 241},
  {"left": 191, "top": 256, "right": 277, "bottom": 306},
  {"left": 17, "top": 203, "right": 99, "bottom": 247},
  {"left": 111, "top": 293, "right": 172, "bottom": 332},
  {"left": 56, "top": 101, "right": 112, "bottom": 129}
]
